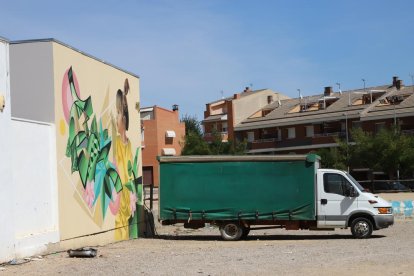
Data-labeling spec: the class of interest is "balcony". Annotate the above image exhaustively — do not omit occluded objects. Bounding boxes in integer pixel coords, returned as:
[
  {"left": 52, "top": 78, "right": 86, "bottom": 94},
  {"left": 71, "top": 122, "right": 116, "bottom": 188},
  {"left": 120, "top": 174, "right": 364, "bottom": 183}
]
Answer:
[
  {"left": 248, "top": 137, "right": 314, "bottom": 150},
  {"left": 204, "top": 132, "right": 229, "bottom": 142},
  {"left": 402, "top": 129, "right": 414, "bottom": 135},
  {"left": 250, "top": 138, "right": 279, "bottom": 150},
  {"left": 312, "top": 131, "right": 346, "bottom": 144}
]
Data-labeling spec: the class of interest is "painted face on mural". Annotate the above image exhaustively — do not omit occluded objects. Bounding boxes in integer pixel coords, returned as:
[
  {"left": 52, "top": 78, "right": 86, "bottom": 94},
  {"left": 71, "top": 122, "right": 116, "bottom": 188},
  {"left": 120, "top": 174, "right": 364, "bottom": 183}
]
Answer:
[
  {"left": 116, "top": 94, "right": 126, "bottom": 134},
  {"left": 115, "top": 78, "right": 130, "bottom": 139}
]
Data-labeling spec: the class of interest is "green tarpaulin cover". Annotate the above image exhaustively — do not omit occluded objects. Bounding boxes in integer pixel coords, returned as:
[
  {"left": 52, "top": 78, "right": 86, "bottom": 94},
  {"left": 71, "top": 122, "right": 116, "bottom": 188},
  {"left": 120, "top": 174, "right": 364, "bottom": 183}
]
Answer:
[{"left": 159, "top": 155, "right": 318, "bottom": 221}]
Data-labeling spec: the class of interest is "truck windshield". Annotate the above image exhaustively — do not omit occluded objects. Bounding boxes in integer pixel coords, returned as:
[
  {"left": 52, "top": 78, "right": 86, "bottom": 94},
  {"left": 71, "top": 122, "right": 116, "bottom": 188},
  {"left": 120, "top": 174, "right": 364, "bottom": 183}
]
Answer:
[{"left": 346, "top": 173, "right": 366, "bottom": 192}]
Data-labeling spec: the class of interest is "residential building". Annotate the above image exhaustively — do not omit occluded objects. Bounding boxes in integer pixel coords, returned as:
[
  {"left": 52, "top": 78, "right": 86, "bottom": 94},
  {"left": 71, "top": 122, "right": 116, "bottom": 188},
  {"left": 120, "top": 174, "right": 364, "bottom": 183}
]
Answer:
[
  {"left": 202, "top": 87, "right": 290, "bottom": 143},
  {"left": 234, "top": 77, "right": 414, "bottom": 155},
  {"left": 1, "top": 38, "right": 143, "bottom": 262},
  {"left": 141, "top": 105, "right": 185, "bottom": 187}
]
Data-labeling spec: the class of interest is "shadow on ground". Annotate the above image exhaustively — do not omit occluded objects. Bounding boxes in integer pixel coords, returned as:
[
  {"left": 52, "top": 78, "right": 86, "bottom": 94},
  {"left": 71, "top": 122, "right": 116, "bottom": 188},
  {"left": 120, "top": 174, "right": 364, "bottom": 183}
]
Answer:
[{"left": 155, "top": 233, "right": 386, "bottom": 241}]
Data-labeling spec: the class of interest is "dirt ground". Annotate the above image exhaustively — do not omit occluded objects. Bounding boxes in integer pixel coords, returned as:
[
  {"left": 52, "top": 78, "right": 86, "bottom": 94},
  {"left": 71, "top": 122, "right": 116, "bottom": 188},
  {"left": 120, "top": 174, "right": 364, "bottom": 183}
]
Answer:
[{"left": 1, "top": 214, "right": 413, "bottom": 276}]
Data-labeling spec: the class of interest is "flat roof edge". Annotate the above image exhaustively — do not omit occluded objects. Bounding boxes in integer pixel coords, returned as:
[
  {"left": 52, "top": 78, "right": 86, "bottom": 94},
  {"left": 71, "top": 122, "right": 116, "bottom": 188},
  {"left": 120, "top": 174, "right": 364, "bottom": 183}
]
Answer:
[
  {"left": 0, "top": 36, "right": 9, "bottom": 43},
  {"left": 158, "top": 154, "right": 315, "bottom": 163},
  {"left": 10, "top": 38, "right": 140, "bottom": 78}
]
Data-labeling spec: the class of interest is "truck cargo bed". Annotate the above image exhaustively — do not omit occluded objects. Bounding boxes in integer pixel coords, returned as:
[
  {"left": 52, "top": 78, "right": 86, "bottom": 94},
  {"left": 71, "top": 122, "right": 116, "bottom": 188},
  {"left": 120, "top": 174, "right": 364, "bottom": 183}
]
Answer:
[{"left": 158, "top": 155, "right": 318, "bottom": 222}]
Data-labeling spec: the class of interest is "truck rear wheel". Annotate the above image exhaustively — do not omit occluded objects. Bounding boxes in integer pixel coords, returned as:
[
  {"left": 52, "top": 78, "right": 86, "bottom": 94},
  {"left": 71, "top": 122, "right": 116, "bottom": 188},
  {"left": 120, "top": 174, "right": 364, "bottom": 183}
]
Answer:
[
  {"left": 351, "top": 217, "right": 373, "bottom": 239},
  {"left": 219, "top": 222, "right": 243, "bottom": 241}
]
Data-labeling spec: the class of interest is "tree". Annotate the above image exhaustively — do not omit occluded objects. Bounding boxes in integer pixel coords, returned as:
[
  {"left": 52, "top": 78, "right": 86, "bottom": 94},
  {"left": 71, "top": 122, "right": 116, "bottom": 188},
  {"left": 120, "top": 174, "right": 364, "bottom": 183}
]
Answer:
[
  {"left": 317, "top": 146, "right": 347, "bottom": 170},
  {"left": 182, "top": 114, "right": 203, "bottom": 137},
  {"left": 346, "top": 127, "right": 414, "bottom": 179},
  {"left": 317, "top": 126, "right": 414, "bottom": 179},
  {"left": 180, "top": 114, "right": 247, "bottom": 156},
  {"left": 181, "top": 114, "right": 210, "bottom": 155},
  {"left": 229, "top": 139, "right": 247, "bottom": 155}
]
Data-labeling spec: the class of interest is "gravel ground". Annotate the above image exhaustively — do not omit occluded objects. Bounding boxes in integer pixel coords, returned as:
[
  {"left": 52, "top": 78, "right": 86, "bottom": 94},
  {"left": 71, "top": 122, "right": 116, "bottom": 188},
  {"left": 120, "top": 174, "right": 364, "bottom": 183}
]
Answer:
[{"left": 1, "top": 216, "right": 413, "bottom": 276}]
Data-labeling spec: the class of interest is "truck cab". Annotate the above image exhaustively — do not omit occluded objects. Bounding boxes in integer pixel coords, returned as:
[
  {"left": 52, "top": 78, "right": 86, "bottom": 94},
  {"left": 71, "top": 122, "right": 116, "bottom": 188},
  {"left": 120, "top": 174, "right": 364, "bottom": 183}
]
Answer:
[{"left": 316, "top": 169, "right": 394, "bottom": 238}]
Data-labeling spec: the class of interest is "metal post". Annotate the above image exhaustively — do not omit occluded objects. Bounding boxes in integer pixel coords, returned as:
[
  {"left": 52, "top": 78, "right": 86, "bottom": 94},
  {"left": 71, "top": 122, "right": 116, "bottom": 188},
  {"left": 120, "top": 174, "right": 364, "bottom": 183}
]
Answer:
[
  {"left": 150, "top": 184, "right": 154, "bottom": 210},
  {"left": 345, "top": 112, "right": 349, "bottom": 172},
  {"left": 345, "top": 112, "right": 349, "bottom": 144},
  {"left": 394, "top": 102, "right": 397, "bottom": 128},
  {"left": 410, "top": 74, "right": 414, "bottom": 93},
  {"left": 362, "top": 78, "right": 370, "bottom": 103}
]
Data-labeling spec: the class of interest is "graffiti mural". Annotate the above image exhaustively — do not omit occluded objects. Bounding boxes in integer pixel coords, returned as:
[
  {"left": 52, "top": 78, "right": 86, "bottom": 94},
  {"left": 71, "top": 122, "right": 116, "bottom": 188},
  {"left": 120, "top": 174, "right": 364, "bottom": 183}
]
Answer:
[
  {"left": 62, "top": 66, "right": 142, "bottom": 240},
  {"left": 391, "top": 200, "right": 414, "bottom": 219}
]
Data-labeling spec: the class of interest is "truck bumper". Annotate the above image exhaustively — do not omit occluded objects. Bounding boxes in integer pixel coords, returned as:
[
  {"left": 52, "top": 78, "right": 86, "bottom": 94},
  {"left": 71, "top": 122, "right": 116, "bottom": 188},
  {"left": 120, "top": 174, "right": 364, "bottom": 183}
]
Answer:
[{"left": 374, "top": 215, "right": 394, "bottom": 229}]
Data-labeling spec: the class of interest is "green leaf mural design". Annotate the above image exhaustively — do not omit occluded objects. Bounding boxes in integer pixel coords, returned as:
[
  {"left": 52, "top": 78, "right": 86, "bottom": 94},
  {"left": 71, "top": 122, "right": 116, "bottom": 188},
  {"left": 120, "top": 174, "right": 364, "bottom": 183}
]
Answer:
[{"left": 64, "top": 66, "right": 141, "bottom": 239}]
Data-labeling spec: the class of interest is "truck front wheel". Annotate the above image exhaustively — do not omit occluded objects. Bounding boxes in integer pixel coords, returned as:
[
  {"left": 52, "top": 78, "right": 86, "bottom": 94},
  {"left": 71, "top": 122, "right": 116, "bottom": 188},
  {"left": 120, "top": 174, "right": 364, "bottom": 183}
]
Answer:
[
  {"left": 351, "top": 217, "right": 373, "bottom": 239},
  {"left": 219, "top": 222, "right": 243, "bottom": 241}
]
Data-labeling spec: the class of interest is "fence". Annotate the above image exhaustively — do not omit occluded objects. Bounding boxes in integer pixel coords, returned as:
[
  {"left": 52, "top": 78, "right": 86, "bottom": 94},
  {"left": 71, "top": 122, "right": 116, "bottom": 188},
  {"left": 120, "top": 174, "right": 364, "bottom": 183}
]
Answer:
[{"left": 359, "top": 179, "right": 414, "bottom": 193}]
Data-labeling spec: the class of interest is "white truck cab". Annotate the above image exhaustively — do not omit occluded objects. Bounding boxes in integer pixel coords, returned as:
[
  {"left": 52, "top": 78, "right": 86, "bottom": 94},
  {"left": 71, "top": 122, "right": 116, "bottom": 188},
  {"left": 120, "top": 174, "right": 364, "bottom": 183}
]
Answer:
[{"left": 316, "top": 169, "right": 394, "bottom": 238}]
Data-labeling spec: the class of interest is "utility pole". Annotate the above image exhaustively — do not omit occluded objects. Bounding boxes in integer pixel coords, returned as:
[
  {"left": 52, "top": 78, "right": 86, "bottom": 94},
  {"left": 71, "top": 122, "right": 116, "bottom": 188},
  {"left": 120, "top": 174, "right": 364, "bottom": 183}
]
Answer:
[{"left": 344, "top": 112, "right": 349, "bottom": 172}]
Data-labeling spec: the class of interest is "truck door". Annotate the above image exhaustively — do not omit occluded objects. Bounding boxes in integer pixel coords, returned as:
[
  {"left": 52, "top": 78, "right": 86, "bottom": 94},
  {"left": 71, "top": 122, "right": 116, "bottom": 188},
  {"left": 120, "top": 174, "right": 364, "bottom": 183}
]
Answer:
[{"left": 317, "top": 171, "right": 358, "bottom": 228}]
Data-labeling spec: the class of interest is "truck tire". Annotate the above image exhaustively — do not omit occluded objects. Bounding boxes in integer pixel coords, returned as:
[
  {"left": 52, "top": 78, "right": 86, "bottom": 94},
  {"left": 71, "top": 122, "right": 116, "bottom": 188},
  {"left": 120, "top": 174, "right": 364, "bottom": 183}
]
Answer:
[
  {"left": 351, "top": 217, "right": 373, "bottom": 239},
  {"left": 219, "top": 222, "right": 243, "bottom": 241}
]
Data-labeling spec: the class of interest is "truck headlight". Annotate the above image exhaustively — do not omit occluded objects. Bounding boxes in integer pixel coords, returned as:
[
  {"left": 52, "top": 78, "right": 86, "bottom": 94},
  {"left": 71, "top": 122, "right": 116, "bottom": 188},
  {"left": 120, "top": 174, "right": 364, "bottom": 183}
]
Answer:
[{"left": 377, "top": 207, "right": 392, "bottom": 214}]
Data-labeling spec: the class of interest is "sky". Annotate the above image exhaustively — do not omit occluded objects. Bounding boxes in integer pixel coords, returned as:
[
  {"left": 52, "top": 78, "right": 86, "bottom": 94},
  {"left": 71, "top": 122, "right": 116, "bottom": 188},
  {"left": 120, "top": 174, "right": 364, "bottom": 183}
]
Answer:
[{"left": 1, "top": 0, "right": 414, "bottom": 120}]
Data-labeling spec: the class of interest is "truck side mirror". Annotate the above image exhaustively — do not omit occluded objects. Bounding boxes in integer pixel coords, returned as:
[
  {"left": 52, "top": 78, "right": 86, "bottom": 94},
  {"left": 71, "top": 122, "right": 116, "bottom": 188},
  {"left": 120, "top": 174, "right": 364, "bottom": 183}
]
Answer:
[
  {"left": 348, "top": 186, "right": 358, "bottom": 197},
  {"left": 344, "top": 185, "right": 357, "bottom": 197}
]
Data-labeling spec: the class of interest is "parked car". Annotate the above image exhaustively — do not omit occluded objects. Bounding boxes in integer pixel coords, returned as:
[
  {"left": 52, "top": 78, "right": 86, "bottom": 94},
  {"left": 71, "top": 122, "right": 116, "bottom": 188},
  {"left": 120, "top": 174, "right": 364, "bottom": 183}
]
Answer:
[{"left": 374, "top": 181, "right": 411, "bottom": 192}]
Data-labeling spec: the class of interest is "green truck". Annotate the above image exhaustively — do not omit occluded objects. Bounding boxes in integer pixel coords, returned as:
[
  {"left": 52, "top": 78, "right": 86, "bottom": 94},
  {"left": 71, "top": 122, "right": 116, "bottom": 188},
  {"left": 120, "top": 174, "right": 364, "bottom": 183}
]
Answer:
[{"left": 158, "top": 154, "right": 393, "bottom": 240}]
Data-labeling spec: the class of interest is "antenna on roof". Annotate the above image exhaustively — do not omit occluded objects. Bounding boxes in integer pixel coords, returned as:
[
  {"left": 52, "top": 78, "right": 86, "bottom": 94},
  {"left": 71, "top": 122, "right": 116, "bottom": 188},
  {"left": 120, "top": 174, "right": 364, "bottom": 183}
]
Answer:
[
  {"left": 220, "top": 90, "right": 224, "bottom": 99},
  {"left": 336, "top": 82, "right": 342, "bottom": 94},
  {"left": 297, "top": 89, "right": 303, "bottom": 99}
]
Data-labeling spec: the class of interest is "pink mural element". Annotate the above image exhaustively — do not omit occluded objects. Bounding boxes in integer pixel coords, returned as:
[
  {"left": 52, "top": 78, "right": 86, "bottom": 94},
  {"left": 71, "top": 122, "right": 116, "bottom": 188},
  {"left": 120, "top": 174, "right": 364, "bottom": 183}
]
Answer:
[
  {"left": 130, "top": 192, "right": 137, "bottom": 214},
  {"left": 109, "top": 189, "right": 120, "bottom": 215},
  {"left": 83, "top": 181, "right": 95, "bottom": 209},
  {"left": 61, "top": 68, "right": 81, "bottom": 123}
]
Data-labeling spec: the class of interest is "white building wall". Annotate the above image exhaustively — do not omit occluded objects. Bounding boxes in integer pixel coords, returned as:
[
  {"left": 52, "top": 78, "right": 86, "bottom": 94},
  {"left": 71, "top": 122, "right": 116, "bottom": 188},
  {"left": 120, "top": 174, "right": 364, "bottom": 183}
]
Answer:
[
  {"left": 1, "top": 39, "right": 59, "bottom": 262},
  {"left": 0, "top": 39, "right": 15, "bottom": 263},
  {"left": 11, "top": 119, "right": 60, "bottom": 258},
  {"left": 9, "top": 41, "right": 55, "bottom": 123},
  {"left": 233, "top": 90, "right": 290, "bottom": 126}
]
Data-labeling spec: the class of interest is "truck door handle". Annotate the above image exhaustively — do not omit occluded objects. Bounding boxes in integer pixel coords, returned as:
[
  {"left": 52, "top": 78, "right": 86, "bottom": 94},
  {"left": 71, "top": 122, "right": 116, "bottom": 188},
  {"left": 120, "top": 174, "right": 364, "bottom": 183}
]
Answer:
[{"left": 321, "top": 199, "right": 328, "bottom": 205}]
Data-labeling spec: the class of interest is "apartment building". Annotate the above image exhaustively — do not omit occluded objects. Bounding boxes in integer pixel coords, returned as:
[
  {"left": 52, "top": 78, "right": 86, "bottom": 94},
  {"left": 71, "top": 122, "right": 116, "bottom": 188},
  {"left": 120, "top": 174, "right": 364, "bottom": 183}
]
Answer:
[
  {"left": 234, "top": 77, "right": 414, "bottom": 154},
  {"left": 141, "top": 105, "right": 185, "bottom": 187},
  {"left": 202, "top": 87, "right": 290, "bottom": 143}
]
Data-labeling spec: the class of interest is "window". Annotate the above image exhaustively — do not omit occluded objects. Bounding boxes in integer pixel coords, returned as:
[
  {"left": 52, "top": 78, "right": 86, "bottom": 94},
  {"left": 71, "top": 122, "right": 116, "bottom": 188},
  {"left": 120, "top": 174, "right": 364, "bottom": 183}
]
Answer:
[
  {"left": 375, "top": 122, "right": 386, "bottom": 134},
  {"left": 247, "top": 132, "right": 255, "bottom": 142},
  {"left": 222, "top": 122, "right": 228, "bottom": 132},
  {"left": 324, "top": 173, "right": 354, "bottom": 196},
  {"left": 277, "top": 128, "right": 282, "bottom": 141},
  {"left": 305, "top": 126, "right": 314, "bottom": 137},
  {"left": 287, "top": 127, "right": 296, "bottom": 139},
  {"left": 352, "top": 121, "right": 362, "bottom": 129}
]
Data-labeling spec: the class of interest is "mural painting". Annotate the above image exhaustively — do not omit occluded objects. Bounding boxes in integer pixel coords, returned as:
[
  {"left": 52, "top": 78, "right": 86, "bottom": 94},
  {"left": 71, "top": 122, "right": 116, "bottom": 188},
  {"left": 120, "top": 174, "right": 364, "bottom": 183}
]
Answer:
[
  {"left": 61, "top": 66, "right": 142, "bottom": 240},
  {"left": 391, "top": 200, "right": 414, "bottom": 219}
]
